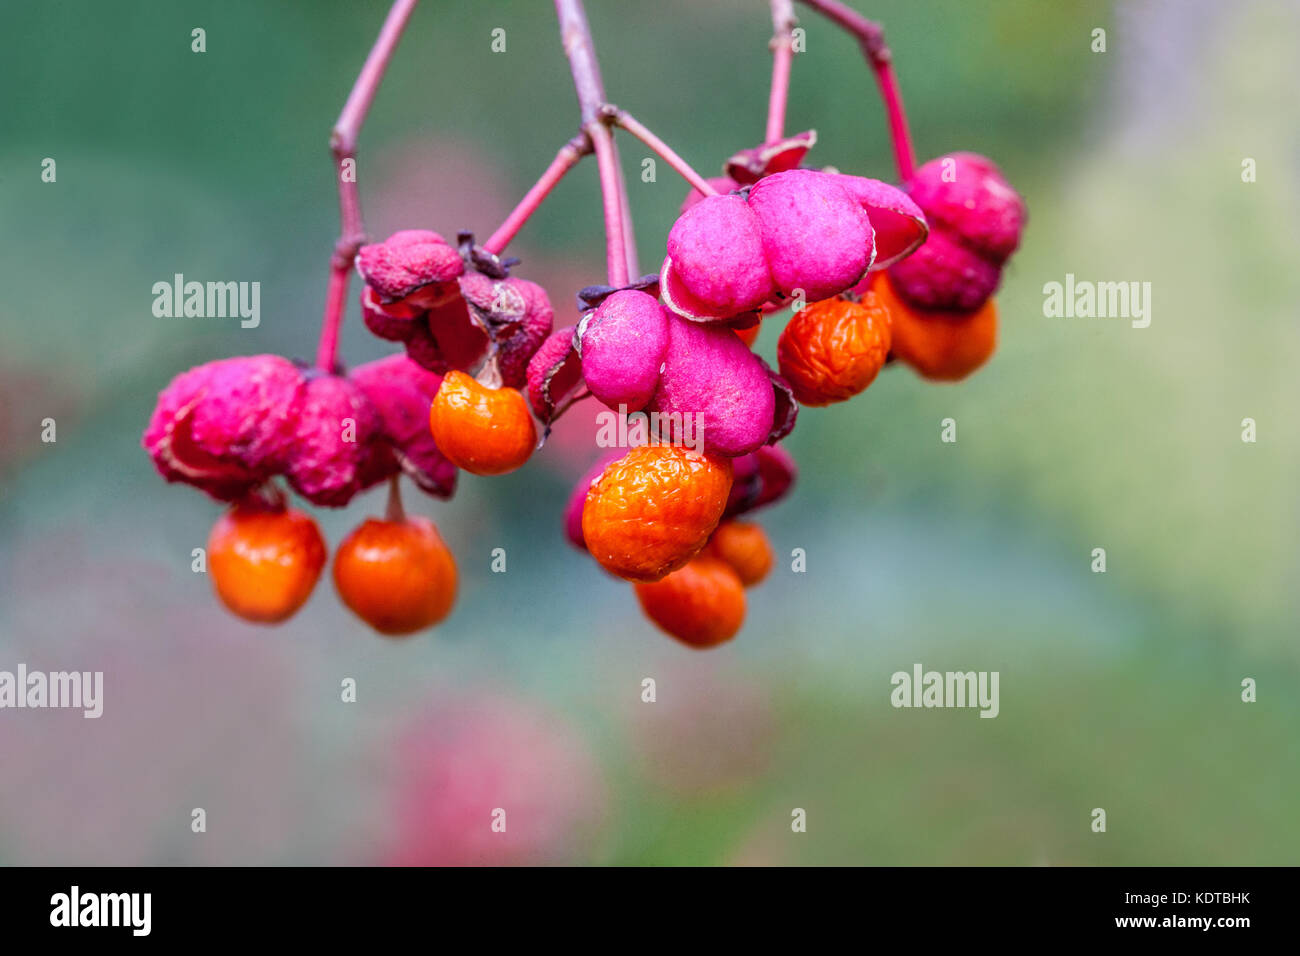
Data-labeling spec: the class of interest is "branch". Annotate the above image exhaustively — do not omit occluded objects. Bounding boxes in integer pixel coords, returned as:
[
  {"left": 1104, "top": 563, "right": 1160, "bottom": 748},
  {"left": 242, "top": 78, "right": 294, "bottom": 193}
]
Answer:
[
  {"left": 482, "top": 134, "right": 592, "bottom": 255},
  {"left": 767, "top": 0, "right": 797, "bottom": 144},
  {"left": 611, "top": 138, "right": 641, "bottom": 278},
  {"left": 316, "top": 0, "right": 419, "bottom": 372},
  {"left": 795, "top": 0, "right": 916, "bottom": 180},
  {"left": 554, "top": 0, "right": 631, "bottom": 287},
  {"left": 609, "top": 108, "right": 719, "bottom": 199}
]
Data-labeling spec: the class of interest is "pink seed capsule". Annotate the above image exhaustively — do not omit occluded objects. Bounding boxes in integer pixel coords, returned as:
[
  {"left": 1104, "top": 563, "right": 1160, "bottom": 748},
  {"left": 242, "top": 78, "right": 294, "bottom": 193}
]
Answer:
[
  {"left": 747, "top": 169, "right": 875, "bottom": 302},
  {"left": 831, "top": 173, "right": 929, "bottom": 270},
  {"left": 905, "top": 152, "right": 1025, "bottom": 263},
  {"left": 646, "top": 310, "right": 775, "bottom": 458},
  {"left": 458, "top": 274, "right": 554, "bottom": 389},
  {"left": 662, "top": 194, "right": 775, "bottom": 321},
  {"left": 285, "top": 374, "right": 382, "bottom": 507},
  {"left": 349, "top": 353, "right": 457, "bottom": 500},
  {"left": 526, "top": 326, "right": 583, "bottom": 422},
  {"left": 356, "top": 229, "right": 464, "bottom": 302},
  {"left": 885, "top": 226, "right": 1003, "bottom": 312},
  {"left": 725, "top": 444, "right": 798, "bottom": 518},
  {"left": 405, "top": 294, "right": 490, "bottom": 374},
  {"left": 361, "top": 286, "right": 423, "bottom": 342},
  {"left": 142, "top": 354, "right": 305, "bottom": 501},
  {"left": 577, "top": 290, "right": 669, "bottom": 413}
]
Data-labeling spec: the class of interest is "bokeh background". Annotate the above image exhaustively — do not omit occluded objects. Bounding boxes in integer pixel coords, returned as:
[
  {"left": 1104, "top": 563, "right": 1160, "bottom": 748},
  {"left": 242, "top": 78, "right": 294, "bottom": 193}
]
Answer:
[{"left": 2, "top": 0, "right": 1298, "bottom": 865}]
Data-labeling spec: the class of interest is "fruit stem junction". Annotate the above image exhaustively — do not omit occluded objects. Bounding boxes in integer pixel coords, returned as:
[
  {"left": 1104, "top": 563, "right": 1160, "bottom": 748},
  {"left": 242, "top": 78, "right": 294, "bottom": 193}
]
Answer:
[{"left": 385, "top": 473, "right": 406, "bottom": 523}]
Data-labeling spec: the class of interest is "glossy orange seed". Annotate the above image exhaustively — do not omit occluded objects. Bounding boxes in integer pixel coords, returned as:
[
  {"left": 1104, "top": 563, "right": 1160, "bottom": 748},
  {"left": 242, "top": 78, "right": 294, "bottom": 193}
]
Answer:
[
  {"left": 634, "top": 555, "right": 747, "bottom": 649},
  {"left": 208, "top": 504, "right": 326, "bottom": 624},
  {"left": 428, "top": 370, "right": 536, "bottom": 476},
  {"left": 333, "top": 516, "right": 457, "bottom": 636},
  {"left": 707, "top": 520, "right": 773, "bottom": 587}
]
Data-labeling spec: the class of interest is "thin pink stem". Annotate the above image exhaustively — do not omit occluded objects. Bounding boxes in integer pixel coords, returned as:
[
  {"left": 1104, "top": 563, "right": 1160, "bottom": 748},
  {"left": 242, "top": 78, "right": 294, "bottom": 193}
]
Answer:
[
  {"left": 385, "top": 473, "right": 406, "bottom": 523},
  {"left": 767, "top": 0, "right": 797, "bottom": 144},
  {"left": 554, "top": 0, "right": 632, "bottom": 287},
  {"left": 591, "top": 128, "right": 630, "bottom": 286},
  {"left": 612, "top": 141, "right": 641, "bottom": 277},
  {"left": 316, "top": 269, "right": 350, "bottom": 374},
  {"left": 795, "top": 0, "right": 916, "bottom": 180},
  {"left": 612, "top": 110, "right": 719, "bottom": 200},
  {"left": 873, "top": 58, "right": 915, "bottom": 181},
  {"left": 316, "top": 0, "right": 419, "bottom": 372},
  {"left": 483, "top": 134, "right": 591, "bottom": 255}
]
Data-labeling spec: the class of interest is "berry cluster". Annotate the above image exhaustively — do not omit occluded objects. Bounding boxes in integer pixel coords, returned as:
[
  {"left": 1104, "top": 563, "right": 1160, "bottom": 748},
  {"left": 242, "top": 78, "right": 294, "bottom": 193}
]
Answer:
[
  {"left": 140, "top": 0, "right": 1025, "bottom": 648},
  {"left": 874, "top": 153, "right": 1024, "bottom": 381},
  {"left": 144, "top": 350, "right": 458, "bottom": 631}
]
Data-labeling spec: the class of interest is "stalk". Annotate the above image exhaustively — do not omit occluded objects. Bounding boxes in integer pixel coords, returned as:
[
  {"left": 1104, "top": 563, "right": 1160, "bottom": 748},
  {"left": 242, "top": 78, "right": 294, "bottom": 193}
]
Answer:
[{"left": 316, "top": 0, "right": 420, "bottom": 372}]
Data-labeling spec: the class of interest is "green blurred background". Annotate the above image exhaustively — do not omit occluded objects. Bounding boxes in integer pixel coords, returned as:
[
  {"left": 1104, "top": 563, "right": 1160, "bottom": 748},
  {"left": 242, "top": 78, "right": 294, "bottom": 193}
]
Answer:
[{"left": 1, "top": 0, "right": 1297, "bottom": 865}]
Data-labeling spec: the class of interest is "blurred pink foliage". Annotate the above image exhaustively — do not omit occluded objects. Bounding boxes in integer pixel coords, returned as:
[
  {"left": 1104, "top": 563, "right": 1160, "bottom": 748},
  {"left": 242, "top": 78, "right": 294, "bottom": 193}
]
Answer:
[{"left": 384, "top": 693, "right": 606, "bottom": 866}]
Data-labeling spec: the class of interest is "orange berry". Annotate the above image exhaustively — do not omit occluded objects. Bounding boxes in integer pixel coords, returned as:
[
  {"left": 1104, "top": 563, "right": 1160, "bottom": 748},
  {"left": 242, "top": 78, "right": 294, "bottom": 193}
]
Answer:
[
  {"left": 871, "top": 272, "right": 997, "bottom": 382},
  {"left": 333, "top": 516, "right": 457, "bottom": 636},
  {"left": 582, "top": 444, "right": 733, "bottom": 582},
  {"left": 707, "top": 520, "right": 773, "bottom": 587},
  {"left": 428, "top": 370, "right": 536, "bottom": 475},
  {"left": 634, "top": 556, "right": 746, "bottom": 648},
  {"left": 777, "top": 294, "right": 891, "bottom": 405},
  {"left": 208, "top": 503, "right": 326, "bottom": 624}
]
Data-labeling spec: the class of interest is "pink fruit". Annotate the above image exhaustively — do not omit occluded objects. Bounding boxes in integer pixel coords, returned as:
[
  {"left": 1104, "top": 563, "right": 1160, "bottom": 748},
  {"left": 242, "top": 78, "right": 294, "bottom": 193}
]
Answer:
[
  {"left": 356, "top": 229, "right": 464, "bottom": 303},
  {"left": 761, "top": 360, "right": 799, "bottom": 445},
  {"left": 577, "top": 290, "right": 670, "bottom": 412},
  {"left": 904, "top": 152, "right": 1025, "bottom": 263},
  {"left": 680, "top": 175, "right": 742, "bottom": 214},
  {"left": 680, "top": 130, "right": 816, "bottom": 210},
  {"left": 832, "top": 173, "right": 929, "bottom": 269},
  {"left": 526, "top": 327, "right": 583, "bottom": 421},
  {"left": 458, "top": 274, "right": 554, "bottom": 389},
  {"left": 724, "top": 129, "right": 817, "bottom": 184},
  {"left": 360, "top": 287, "right": 422, "bottom": 342},
  {"left": 285, "top": 374, "right": 382, "bottom": 507},
  {"left": 142, "top": 354, "right": 304, "bottom": 501},
  {"left": 725, "top": 444, "right": 797, "bottom": 518},
  {"left": 747, "top": 169, "right": 875, "bottom": 302},
  {"left": 662, "top": 194, "right": 775, "bottom": 321},
  {"left": 348, "top": 354, "right": 458, "bottom": 499},
  {"left": 405, "top": 295, "right": 491, "bottom": 374},
  {"left": 885, "top": 152, "right": 1026, "bottom": 313},
  {"left": 885, "top": 226, "right": 1002, "bottom": 311},
  {"left": 647, "top": 312, "right": 774, "bottom": 458}
]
